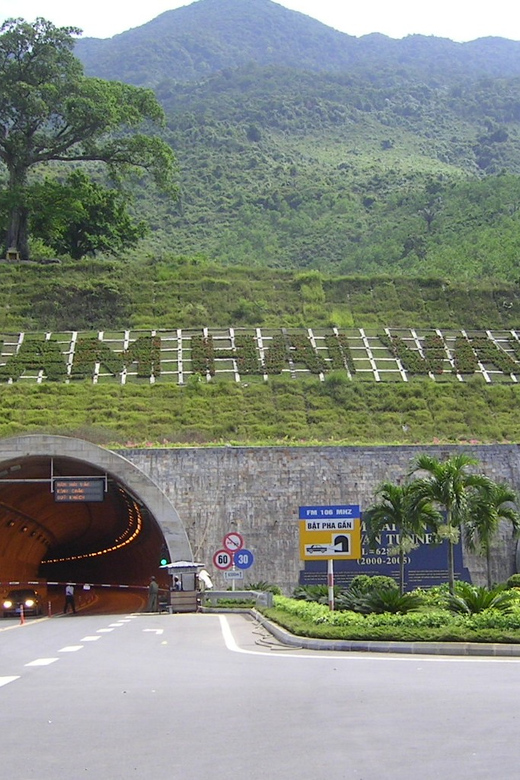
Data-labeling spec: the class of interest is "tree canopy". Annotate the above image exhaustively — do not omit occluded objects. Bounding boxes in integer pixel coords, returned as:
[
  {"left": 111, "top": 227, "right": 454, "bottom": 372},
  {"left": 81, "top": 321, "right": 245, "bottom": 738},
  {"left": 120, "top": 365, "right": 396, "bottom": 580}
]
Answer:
[
  {"left": 27, "top": 171, "right": 148, "bottom": 259},
  {"left": 0, "top": 17, "right": 176, "bottom": 259}
]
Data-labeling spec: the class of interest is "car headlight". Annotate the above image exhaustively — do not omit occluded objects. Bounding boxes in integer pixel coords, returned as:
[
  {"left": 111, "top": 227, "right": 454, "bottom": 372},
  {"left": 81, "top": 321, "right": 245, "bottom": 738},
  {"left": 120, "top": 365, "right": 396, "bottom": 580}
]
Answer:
[
  {"left": 25, "top": 599, "right": 35, "bottom": 607},
  {"left": 3, "top": 600, "right": 12, "bottom": 609}
]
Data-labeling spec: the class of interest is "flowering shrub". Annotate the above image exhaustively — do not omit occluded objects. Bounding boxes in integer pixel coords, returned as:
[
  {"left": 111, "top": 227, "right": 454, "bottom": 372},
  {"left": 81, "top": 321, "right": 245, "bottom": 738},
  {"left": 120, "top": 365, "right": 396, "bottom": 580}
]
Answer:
[
  {"left": 0, "top": 339, "right": 67, "bottom": 382},
  {"left": 289, "top": 334, "right": 328, "bottom": 374},
  {"left": 379, "top": 333, "right": 430, "bottom": 374},
  {"left": 124, "top": 335, "right": 162, "bottom": 378},
  {"left": 452, "top": 336, "right": 478, "bottom": 374},
  {"left": 470, "top": 336, "right": 518, "bottom": 374},
  {"left": 70, "top": 338, "right": 124, "bottom": 380},
  {"left": 325, "top": 333, "right": 356, "bottom": 373},
  {"left": 263, "top": 335, "right": 287, "bottom": 374},
  {"left": 191, "top": 334, "right": 215, "bottom": 376},
  {"left": 423, "top": 333, "right": 446, "bottom": 374}
]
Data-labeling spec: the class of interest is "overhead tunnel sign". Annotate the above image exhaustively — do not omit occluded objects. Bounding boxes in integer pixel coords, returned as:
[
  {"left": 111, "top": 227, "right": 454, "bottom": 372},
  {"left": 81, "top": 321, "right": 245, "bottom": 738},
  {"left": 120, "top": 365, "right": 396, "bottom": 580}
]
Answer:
[{"left": 299, "top": 505, "right": 361, "bottom": 561}]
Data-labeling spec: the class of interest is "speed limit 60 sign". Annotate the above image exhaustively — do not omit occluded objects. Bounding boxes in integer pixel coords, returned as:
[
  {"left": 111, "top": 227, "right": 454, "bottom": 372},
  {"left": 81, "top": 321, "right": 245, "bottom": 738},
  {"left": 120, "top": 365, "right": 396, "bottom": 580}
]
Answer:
[{"left": 213, "top": 549, "right": 233, "bottom": 570}]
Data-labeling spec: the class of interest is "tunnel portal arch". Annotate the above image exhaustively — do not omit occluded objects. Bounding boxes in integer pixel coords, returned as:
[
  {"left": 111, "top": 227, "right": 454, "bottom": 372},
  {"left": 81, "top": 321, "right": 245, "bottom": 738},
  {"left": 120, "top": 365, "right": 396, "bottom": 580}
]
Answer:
[{"left": 0, "top": 435, "right": 192, "bottom": 588}]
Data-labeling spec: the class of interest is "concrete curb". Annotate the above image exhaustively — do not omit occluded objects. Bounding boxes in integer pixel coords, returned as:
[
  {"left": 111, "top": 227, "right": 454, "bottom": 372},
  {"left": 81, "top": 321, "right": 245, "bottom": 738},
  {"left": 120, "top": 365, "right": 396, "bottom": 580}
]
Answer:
[{"left": 250, "top": 609, "right": 520, "bottom": 657}]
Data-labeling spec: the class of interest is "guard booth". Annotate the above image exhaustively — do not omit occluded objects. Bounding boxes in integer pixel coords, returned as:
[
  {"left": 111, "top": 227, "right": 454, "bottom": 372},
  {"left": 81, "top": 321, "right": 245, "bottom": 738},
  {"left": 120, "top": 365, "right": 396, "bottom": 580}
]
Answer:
[{"left": 162, "top": 560, "right": 204, "bottom": 613}]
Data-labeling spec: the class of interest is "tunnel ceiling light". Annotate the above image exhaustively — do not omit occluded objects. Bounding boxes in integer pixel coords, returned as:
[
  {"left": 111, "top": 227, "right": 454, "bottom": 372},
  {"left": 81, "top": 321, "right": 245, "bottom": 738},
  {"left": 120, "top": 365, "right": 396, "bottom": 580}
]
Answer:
[{"left": 42, "top": 504, "right": 143, "bottom": 565}]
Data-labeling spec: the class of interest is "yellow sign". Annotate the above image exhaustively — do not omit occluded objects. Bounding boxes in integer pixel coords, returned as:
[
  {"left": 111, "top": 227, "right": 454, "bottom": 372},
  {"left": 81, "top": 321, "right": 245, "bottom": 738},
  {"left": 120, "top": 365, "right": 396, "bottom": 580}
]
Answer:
[{"left": 299, "top": 518, "right": 362, "bottom": 561}]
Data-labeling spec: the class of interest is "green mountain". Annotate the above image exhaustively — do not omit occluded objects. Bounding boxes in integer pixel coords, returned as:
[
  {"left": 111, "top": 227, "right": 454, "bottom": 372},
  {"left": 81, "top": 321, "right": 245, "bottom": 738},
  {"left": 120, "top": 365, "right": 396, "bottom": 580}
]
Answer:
[
  {"left": 70, "top": 1, "right": 520, "bottom": 277},
  {"left": 75, "top": 0, "right": 520, "bottom": 87}
]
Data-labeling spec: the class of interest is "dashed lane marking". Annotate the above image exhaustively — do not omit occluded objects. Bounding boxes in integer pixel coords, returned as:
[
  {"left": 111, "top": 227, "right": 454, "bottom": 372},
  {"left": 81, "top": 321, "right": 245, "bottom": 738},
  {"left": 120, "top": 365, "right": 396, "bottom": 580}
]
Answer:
[
  {"left": 25, "top": 658, "right": 58, "bottom": 666},
  {"left": 80, "top": 635, "right": 102, "bottom": 641},
  {"left": 59, "top": 646, "right": 83, "bottom": 652},
  {"left": 96, "top": 628, "right": 114, "bottom": 633},
  {"left": 0, "top": 676, "right": 20, "bottom": 686}
]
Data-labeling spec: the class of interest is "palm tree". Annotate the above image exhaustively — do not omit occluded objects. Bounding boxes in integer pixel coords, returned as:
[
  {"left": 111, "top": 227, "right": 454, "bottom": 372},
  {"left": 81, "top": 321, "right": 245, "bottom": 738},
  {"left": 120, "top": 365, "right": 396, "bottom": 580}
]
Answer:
[
  {"left": 410, "top": 453, "right": 489, "bottom": 594},
  {"left": 363, "top": 481, "right": 440, "bottom": 594},
  {"left": 465, "top": 480, "right": 520, "bottom": 588}
]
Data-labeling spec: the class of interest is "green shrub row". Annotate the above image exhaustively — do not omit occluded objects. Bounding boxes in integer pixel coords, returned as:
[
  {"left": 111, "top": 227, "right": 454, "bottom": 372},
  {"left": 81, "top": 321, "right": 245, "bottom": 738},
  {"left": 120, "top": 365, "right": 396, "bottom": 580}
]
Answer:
[{"left": 263, "top": 596, "right": 520, "bottom": 643}]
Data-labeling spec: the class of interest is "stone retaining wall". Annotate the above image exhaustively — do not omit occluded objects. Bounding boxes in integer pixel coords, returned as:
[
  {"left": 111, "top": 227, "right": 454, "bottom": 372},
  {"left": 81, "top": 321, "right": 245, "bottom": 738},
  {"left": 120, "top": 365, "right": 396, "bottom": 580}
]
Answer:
[{"left": 121, "top": 444, "right": 520, "bottom": 594}]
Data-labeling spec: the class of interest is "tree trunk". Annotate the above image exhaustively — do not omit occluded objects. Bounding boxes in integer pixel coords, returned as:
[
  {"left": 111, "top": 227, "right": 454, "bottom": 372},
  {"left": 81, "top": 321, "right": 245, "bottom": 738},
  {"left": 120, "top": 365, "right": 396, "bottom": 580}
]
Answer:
[
  {"left": 5, "top": 204, "right": 30, "bottom": 261},
  {"left": 4, "top": 166, "right": 30, "bottom": 261},
  {"left": 486, "top": 546, "right": 492, "bottom": 589},
  {"left": 448, "top": 540, "right": 455, "bottom": 594}
]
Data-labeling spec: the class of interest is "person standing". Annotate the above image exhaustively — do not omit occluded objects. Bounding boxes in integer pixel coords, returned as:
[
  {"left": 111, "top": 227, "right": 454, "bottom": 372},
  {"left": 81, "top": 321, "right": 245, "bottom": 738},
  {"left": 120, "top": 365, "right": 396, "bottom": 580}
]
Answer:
[
  {"left": 63, "top": 583, "right": 76, "bottom": 614},
  {"left": 147, "top": 576, "right": 159, "bottom": 612}
]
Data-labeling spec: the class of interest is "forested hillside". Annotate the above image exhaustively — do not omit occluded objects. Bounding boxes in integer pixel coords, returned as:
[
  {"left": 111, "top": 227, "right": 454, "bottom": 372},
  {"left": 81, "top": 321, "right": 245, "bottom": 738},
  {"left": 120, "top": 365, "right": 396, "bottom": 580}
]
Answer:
[
  {"left": 75, "top": 0, "right": 520, "bottom": 86},
  {"left": 70, "top": 0, "right": 520, "bottom": 277}
]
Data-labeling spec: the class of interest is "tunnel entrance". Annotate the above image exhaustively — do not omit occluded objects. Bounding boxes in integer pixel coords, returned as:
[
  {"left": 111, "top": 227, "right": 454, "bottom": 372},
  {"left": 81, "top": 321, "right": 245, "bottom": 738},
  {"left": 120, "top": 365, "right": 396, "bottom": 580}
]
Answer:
[{"left": 0, "top": 436, "right": 192, "bottom": 606}]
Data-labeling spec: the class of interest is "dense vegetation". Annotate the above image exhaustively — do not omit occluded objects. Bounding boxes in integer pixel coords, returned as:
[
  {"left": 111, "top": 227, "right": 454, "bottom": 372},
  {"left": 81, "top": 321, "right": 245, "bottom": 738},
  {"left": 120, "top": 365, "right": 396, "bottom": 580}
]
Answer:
[
  {"left": 2, "top": 374, "right": 520, "bottom": 446},
  {"left": 70, "top": 1, "right": 520, "bottom": 276},
  {"left": 75, "top": 0, "right": 520, "bottom": 86},
  {"left": 3, "top": 2, "right": 520, "bottom": 447},
  {"left": 3, "top": 259, "right": 520, "bottom": 332},
  {"left": 263, "top": 587, "right": 520, "bottom": 644}
]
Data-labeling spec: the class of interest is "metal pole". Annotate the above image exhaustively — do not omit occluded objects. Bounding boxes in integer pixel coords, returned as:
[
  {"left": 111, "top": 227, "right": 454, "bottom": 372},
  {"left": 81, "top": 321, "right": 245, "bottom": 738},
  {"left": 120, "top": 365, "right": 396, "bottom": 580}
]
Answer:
[{"left": 327, "top": 558, "right": 334, "bottom": 611}]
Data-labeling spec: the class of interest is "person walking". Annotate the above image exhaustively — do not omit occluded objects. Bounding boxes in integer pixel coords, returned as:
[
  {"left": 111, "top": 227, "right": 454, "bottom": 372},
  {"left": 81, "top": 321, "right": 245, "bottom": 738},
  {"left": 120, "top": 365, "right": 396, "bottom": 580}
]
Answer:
[
  {"left": 63, "top": 583, "right": 76, "bottom": 614},
  {"left": 147, "top": 576, "right": 159, "bottom": 612}
]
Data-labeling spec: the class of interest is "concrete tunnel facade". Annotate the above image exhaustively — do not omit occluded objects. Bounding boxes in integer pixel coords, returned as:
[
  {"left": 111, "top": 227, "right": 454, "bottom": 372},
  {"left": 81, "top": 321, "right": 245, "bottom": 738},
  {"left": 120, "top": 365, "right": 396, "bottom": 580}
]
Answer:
[{"left": 0, "top": 435, "right": 192, "bottom": 589}]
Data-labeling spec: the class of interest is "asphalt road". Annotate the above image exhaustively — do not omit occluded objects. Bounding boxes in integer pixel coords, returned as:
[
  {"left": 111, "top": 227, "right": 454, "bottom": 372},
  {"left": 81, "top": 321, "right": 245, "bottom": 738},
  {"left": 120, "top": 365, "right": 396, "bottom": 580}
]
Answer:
[{"left": 1, "top": 612, "right": 520, "bottom": 780}]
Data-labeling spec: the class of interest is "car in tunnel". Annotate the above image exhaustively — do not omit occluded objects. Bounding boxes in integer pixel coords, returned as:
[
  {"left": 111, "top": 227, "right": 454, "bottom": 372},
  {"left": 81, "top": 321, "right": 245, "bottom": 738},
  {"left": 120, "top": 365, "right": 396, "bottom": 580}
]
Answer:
[{"left": 3, "top": 588, "right": 43, "bottom": 618}]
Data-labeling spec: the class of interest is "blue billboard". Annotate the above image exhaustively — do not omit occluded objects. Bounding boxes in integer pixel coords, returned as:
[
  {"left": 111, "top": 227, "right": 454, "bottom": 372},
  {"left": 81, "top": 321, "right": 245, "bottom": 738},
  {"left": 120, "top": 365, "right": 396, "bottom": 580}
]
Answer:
[{"left": 299, "top": 516, "right": 471, "bottom": 590}]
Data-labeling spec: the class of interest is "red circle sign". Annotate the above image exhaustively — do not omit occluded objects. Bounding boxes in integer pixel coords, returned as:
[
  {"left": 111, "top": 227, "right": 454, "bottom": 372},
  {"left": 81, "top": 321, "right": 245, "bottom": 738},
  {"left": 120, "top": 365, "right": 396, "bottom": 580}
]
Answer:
[
  {"left": 223, "top": 532, "right": 244, "bottom": 553},
  {"left": 213, "top": 549, "right": 233, "bottom": 570}
]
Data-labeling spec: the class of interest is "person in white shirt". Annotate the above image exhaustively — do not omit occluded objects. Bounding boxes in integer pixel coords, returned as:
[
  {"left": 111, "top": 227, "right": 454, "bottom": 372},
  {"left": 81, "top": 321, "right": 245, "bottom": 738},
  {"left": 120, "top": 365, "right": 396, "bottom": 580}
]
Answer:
[{"left": 63, "top": 583, "right": 76, "bottom": 614}]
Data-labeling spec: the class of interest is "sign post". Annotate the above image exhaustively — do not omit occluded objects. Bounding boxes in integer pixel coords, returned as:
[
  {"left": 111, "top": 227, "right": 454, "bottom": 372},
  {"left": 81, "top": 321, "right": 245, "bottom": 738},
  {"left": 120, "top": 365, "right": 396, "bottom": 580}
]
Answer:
[
  {"left": 299, "top": 505, "right": 362, "bottom": 610},
  {"left": 213, "top": 532, "right": 254, "bottom": 592},
  {"left": 328, "top": 558, "right": 334, "bottom": 612}
]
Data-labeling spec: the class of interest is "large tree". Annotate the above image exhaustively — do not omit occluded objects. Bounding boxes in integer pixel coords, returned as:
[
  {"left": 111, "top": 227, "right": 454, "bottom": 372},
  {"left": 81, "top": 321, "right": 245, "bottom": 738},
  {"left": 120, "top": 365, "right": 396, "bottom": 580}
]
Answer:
[{"left": 0, "top": 17, "right": 176, "bottom": 260}]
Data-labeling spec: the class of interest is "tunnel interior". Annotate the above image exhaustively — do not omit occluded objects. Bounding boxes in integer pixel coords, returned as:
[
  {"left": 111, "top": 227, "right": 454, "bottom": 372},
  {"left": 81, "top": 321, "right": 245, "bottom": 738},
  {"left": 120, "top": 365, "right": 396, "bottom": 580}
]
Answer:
[{"left": 0, "top": 454, "right": 171, "bottom": 595}]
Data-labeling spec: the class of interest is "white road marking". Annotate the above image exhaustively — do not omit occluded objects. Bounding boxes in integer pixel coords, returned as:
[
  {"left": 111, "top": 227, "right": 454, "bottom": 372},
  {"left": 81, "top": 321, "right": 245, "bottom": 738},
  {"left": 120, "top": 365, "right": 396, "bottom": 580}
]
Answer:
[
  {"left": 219, "top": 616, "right": 520, "bottom": 663},
  {"left": 143, "top": 628, "right": 164, "bottom": 635},
  {"left": 25, "top": 658, "right": 58, "bottom": 666},
  {"left": 80, "top": 635, "right": 102, "bottom": 641},
  {"left": 109, "top": 622, "right": 124, "bottom": 627},
  {"left": 59, "top": 645, "right": 83, "bottom": 652},
  {"left": 97, "top": 628, "right": 114, "bottom": 633},
  {"left": 0, "top": 676, "right": 20, "bottom": 686}
]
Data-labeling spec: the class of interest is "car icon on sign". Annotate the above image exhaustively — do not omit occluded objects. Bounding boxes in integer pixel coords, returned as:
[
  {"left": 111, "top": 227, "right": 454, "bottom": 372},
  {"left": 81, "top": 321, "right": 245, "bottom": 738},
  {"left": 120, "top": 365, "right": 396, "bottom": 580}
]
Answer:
[{"left": 306, "top": 544, "right": 328, "bottom": 554}]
